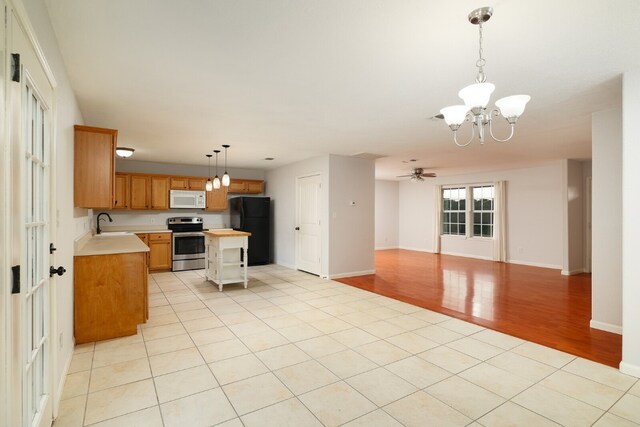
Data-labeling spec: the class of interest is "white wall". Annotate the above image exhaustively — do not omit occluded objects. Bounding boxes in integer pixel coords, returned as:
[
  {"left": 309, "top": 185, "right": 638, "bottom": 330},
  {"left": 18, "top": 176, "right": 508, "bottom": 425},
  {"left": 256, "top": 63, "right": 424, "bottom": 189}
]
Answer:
[
  {"left": 22, "top": 0, "right": 87, "bottom": 415},
  {"left": 375, "top": 180, "right": 399, "bottom": 249},
  {"left": 621, "top": 72, "right": 640, "bottom": 377},
  {"left": 562, "top": 159, "right": 585, "bottom": 275},
  {"left": 591, "top": 107, "right": 623, "bottom": 333},
  {"left": 265, "top": 156, "right": 330, "bottom": 275},
  {"left": 398, "top": 163, "right": 564, "bottom": 269},
  {"left": 328, "top": 155, "right": 375, "bottom": 278},
  {"left": 398, "top": 181, "right": 434, "bottom": 252}
]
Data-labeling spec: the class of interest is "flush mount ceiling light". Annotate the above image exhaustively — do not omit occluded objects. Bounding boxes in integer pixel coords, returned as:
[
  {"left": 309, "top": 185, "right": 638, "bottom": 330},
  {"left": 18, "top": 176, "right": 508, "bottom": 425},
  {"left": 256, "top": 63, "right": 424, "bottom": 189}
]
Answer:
[
  {"left": 205, "top": 154, "right": 213, "bottom": 192},
  {"left": 440, "top": 7, "right": 530, "bottom": 147},
  {"left": 222, "top": 145, "right": 230, "bottom": 187},
  {"left": 213, "top": 150, "right": 221, "bottom": 190},
  {"left": 115, "top": 147, "right": 135, "bottom": 158}
]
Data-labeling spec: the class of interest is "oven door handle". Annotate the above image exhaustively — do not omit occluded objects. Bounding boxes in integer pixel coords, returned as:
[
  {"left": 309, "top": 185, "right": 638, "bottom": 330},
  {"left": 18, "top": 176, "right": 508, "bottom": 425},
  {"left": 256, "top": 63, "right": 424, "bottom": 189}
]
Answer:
[{"left": 172, "top": 232, "right": 205, "bottom": 238}]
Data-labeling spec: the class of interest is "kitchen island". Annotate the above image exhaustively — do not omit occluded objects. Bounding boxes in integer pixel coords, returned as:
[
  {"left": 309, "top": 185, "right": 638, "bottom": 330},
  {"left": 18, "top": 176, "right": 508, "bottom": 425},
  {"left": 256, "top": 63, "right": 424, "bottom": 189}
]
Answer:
[
  {"left": 204, "top": 230, "right": 251, "bottom": 291},
  {"left": 74, "top": 233, "right": 149, "bottom": 343}
]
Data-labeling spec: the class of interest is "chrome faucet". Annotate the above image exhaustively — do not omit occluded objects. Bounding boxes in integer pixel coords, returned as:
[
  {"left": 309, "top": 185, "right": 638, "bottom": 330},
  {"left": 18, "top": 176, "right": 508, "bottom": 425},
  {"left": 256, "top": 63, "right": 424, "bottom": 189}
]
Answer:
[{"left": 96, "top": 212, "right": 113, "bottom": 235}]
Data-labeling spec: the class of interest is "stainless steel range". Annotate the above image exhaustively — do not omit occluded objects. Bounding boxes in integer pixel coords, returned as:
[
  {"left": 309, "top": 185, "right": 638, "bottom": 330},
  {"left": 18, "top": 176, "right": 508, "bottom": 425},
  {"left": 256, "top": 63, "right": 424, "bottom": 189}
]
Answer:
[{"left": 168, "top": 217, "right": 205, "bottom": 271}]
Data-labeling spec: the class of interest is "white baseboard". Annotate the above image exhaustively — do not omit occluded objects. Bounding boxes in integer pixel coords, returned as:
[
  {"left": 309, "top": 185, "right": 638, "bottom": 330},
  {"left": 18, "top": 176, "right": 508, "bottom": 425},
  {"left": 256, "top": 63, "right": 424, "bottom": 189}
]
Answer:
[
  {"left": 507, "top": 259, "right": 563, "bottom": 270},
  {"left": 275, "top": 261, "right": 296, "bottom": 270},
  {"left": 620, "top": 361, "right": 640, "bottom": 378},
  {"left": 398, "top": 246, "right": 434, "bottom": 253},
  {"left": 561, "top": 268, "right": 585, "bottom": 276},
  {"left": 441, "top": 251, "right": 493, "bottom": 261},
  {"left": 329, "top": 269, "right": 375, "bottom": 279},
  {"left": 590, "top": 320, "right": 622, "bottom": 335},
  {"left": 54, "top": 338, "right": 75, "bottom": 418},
  {"left": 375, "top": 246, "right": 399, "bottom": 250}
]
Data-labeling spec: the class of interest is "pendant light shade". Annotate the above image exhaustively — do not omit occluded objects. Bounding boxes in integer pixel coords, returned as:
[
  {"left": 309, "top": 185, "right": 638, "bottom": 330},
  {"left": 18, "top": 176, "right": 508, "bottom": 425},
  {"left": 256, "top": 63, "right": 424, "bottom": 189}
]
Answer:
[
  {"left": 222, "top": 145, "right": 231, "bottom": 187},
  {"left": 495, "top": 95, "right": 531, "bottom": 120},
  {"left": 213, "top": 150, "right": 221, "bottom": 190},
  {"left": 205, "top": 154, "right": 213, "bottom": 192},
  {"left": 458, "top": 82, "right": 495, "bottom": 108},
  {"left": 440, "top": 105, "right": 470, "bottom": 127}
]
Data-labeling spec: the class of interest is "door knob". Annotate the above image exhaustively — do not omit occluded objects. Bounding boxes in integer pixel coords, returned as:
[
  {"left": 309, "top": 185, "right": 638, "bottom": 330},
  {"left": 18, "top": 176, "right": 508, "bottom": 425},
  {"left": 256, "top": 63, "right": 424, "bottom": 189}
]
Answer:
[
  {"left": 295, "top": 227, "right": 300, "bottom": 230},
  {"left": 49, "top": 266, "right": 66, "bottom": 277}
]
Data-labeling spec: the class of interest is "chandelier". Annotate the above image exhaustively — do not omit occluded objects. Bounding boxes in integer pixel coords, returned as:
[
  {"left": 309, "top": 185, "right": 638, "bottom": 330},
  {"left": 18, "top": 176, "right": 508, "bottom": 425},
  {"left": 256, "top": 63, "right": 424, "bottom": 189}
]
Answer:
[{"left": 440, "top": 7, "right": 530, "bottom": 147}]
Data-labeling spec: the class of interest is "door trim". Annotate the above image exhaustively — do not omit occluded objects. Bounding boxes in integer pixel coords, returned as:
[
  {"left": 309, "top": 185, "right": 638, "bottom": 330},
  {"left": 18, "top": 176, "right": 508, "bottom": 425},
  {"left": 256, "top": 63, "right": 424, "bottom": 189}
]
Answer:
[{"left": 295, "top": 173, "right": 323, "bottom": 276}]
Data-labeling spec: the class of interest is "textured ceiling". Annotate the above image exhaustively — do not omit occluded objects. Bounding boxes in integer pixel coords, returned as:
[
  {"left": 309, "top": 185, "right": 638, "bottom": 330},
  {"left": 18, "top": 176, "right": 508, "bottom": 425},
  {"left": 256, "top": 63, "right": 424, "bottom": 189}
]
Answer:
[{"left": 45, "top": 0, "right": 640, "bottom": 179}]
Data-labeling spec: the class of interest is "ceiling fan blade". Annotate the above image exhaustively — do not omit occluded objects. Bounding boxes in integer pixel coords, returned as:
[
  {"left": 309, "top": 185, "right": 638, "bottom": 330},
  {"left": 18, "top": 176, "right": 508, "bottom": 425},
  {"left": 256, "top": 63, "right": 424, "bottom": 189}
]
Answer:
[
  {"left": 396, "top": 174, "right": 414, "bottom": 178},
  {"left": 420, "top": 173, "right": 437, "bottom": 177}
]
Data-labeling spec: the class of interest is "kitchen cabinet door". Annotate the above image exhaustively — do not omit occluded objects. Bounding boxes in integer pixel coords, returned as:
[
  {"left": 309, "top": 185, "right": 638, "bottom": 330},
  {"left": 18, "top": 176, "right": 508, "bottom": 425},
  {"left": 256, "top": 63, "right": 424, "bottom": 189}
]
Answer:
[
  {"left": 150, "top": 176, "right": 169, "bottom": 209},
  {"left": 189, "top": 178, "right": 206, "bottom": 190},
  {"left": 206, "top": 186, "right": 228, "bottom": 211},
  {"left": 74, "top": 125, "right": 117, "bottom": 208},
  {"left": 170, "top": 177, "right": 189, "bottom": 190},
  {"left": 113, "top": 173, "right": 130, "bottom": 209},
  {"left": 228, "top": 179, "right": 246, "bottom": 193},
  {"left": 245, "top": 180, "right": 264, "bottom": 194},
  {"left": 149, "top": 239, "right": 172, "bottom": 271},
  {"left": 130, "top": 175, "right": 150, "bottom": 209}
]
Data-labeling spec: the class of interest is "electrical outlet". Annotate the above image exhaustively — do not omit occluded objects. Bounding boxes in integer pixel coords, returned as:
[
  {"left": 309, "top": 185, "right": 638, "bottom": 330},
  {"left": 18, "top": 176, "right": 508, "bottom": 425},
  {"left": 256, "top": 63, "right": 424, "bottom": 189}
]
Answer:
[
  {"left": 150, "top": 218, "right": 156, "bottom": 224},
  {"left": 59, "top": 332, "right": 63, "bottom": 349}
]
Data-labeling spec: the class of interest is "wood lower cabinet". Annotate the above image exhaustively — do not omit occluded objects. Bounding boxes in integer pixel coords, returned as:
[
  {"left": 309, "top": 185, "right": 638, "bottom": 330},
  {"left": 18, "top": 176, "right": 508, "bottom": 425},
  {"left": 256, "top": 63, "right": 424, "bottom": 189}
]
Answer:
[
  {"left": 206, "top": 187, "right": 228, "bottom": 211},
  {"left": 141, "top": 232, "right": 172, "bottom": 271},
  {"left": 74, "top": 251, "right": 148, "bottom": 344},
  {"left": 74, "top": 125, "right": 117, "bottom": 208},
  {"left": 113, "top": 173, "right": 130, "bottom": 209},
  {"left": 228, "top": 178, "right": 264, "bottom": 194}
]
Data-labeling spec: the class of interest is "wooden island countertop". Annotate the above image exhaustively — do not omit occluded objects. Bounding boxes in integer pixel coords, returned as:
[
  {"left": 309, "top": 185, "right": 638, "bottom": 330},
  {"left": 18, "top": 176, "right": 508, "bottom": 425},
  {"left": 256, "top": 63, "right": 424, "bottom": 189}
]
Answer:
[{"left": 204, "top": 230, "right": 251, "bottom": 237}]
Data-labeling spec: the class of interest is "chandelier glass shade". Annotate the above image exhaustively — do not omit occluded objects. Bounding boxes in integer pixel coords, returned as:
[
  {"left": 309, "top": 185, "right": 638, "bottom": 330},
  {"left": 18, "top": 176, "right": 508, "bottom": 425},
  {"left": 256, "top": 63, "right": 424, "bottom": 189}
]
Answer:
[
  {"left": 440, "top": 7, "right": 530, "bottom": 146},
  {"left": 222, "top": 145, "right": 230, "bottom": 187}
]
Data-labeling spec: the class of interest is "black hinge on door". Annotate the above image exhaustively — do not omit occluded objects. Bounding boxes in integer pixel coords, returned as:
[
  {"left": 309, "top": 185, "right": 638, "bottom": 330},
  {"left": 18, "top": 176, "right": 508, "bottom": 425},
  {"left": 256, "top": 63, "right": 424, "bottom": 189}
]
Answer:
[
  {"left": 11, "top": 53, "right": 20, "bottom": 82},
  {"left": 11, "top": 265, "right": 20, "bottom": 294}
]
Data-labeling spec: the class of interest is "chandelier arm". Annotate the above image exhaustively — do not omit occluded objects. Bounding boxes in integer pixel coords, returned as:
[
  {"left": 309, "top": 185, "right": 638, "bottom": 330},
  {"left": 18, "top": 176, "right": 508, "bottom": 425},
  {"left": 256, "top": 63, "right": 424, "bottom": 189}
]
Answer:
[
  {"left": 487, "top": 114, "right": 516, "bottom": 143},
  {"left": 453, "top": 121, "right": 476, "bottom": 147}
]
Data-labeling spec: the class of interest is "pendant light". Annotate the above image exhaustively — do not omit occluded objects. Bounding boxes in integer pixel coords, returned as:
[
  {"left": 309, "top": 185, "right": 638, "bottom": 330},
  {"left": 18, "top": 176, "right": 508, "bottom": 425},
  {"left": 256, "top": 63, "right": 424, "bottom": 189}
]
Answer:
[
  {"left": 439, "top": 7, "right": 530, "bottom": 146},
  {"left": 213, "top": 150, "right": 221, "bottom": 190},
  {"left": 222, "top": 144, "right": 231, "bottom": 187},
  {"left": 205, "top": 154, "right": 213, "bottom": 191}
]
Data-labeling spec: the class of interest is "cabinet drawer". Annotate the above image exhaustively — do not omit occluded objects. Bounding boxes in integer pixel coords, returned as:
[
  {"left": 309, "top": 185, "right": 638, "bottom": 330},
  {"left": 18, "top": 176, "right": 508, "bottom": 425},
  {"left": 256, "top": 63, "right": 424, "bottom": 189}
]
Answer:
[{"left": 148, "top": 233, "right": 171, "bottom": 242}]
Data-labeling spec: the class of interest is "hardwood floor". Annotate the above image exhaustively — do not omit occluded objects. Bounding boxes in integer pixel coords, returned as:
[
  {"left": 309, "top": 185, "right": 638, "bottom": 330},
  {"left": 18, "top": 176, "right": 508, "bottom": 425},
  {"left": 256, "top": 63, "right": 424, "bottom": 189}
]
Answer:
[{"left": 336, "top": 249, "right": 622, "bottom": 368}]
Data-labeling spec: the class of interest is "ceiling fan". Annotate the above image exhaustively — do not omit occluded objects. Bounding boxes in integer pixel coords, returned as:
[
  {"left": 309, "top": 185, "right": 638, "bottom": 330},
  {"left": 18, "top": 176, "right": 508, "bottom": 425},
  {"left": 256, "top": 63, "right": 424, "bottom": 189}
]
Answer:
[{"left": 397, "top": 168, "right": 437, "bottom": 181}]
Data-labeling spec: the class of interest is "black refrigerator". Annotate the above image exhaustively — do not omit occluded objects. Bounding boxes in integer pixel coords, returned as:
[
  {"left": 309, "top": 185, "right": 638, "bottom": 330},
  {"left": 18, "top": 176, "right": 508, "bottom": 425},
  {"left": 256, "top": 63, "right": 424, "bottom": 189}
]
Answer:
[{"left": 229, "top": 197, "right": 271, "bottom": 266}]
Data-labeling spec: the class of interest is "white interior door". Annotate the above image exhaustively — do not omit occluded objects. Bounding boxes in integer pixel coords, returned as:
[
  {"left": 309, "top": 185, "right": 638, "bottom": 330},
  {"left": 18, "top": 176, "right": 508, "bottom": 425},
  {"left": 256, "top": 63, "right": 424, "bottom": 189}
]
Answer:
[
  {"left": 10, "top": 9, "right": 55, "bottom": 427},
  {"left": 296, "top": 174, "right": 322, "bottom": 275}
]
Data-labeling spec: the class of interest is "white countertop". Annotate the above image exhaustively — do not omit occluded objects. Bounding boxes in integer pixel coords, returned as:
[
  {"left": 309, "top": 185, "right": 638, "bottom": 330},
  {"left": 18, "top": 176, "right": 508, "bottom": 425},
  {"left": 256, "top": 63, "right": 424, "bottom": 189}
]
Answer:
[
  {"left": 101, "top": 225, "right": 172, "bottom": 233},
  {"left": 75, "top": 233, "right": 150, "bottom": 256}
]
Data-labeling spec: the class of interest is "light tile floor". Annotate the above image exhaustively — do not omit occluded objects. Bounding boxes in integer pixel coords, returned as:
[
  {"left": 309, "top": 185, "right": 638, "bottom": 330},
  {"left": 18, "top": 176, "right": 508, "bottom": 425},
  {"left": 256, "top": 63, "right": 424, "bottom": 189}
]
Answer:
[{"left": 54, "top": 266, "right": 640, "bottom": 427}]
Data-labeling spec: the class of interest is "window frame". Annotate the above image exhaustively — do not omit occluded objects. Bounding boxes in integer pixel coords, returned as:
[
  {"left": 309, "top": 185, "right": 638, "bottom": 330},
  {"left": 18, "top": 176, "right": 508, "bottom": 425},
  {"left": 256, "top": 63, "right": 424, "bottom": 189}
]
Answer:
[{"left": 441, "top": 183, "right": 495, "bottom": 240}]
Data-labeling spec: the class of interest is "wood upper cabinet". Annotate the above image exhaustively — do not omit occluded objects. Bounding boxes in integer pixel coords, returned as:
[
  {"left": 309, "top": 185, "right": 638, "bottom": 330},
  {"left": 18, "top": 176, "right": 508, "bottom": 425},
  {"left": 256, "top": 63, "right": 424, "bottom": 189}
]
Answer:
[
  {"left": 150, "top": 176, "right": 169, "bottom": 209},
  {"left": 129, "top": 175, "right": 150, "bottom": 209},
  {"left": 148, "top": 233, "right": 172, "bottom": 270},
  {"left": 129, "top": 175, "right": 169, "bottom": 210},
  {"left": 188, "top": 178, "right": 206, "bottom": 191},
  {"left": 170, "top": 177, "right": 189, "bottom": 190},
  {"left": 74, "top": 125, "right": 117, "bottom": 208},
  {"left": 113, "top": 173, "right": 130, "bottom": 209},
  {"left": 171, "top": 176, "right": 206, "bottom": 191},
  {"left": 228, "top": 178, "right": 264, "bottom": 194},
  {"left": 206, "top": 187, "right": 228, "bottom": 211}
]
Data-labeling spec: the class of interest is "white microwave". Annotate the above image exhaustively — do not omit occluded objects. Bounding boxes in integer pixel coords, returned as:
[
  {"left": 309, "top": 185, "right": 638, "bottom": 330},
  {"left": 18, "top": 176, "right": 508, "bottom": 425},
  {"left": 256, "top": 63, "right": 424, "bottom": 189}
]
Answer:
[{"left": 170, "top": 190, "right": 206, "bottom": 209}]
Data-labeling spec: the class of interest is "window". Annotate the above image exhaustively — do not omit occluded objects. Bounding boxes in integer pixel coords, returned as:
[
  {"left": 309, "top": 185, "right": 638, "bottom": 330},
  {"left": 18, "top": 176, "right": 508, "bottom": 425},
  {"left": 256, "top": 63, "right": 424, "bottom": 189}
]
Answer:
[
  {"left": 442, "top": 184, "right": 495, "bottom": 238},
  {"left": 442, "top": 187, "right": 466, "bottom": 236},
  {"left": 473, "top": 185, "right": 494, "bottom": 237}
]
